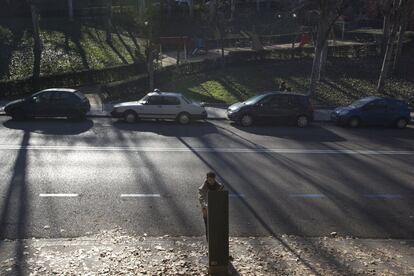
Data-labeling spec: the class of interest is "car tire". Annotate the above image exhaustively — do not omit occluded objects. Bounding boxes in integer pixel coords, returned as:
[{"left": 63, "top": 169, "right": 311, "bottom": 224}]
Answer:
[
  {"left": 239, "top": 114, "right": 253, "bottom": 127},
  {"left": 395, "top": 118, "right": 408, "bottom": 129},
  {"left": 177, "top": 112, "right": 191, "bottom": 125},
  {"left": 11, "top": 109, "right": 25, "bottom": 121},
  {"left": 348, "top": 117, "right": 361, "bottom": 128},
  {"left": 124, "top": 110, "right": 138, "bottom": 123},
  {"left": 297, "top": 115, "right": 309, "bottom": 128}
]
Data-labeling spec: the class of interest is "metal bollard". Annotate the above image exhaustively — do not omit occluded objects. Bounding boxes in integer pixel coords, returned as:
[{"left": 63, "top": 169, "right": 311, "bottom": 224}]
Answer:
[{"left": 208, "top": 190, "right": 229, "bottom": 275}]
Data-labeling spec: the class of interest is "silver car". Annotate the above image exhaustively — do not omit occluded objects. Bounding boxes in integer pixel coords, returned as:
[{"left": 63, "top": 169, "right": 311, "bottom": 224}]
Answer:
[{"left": 111, "top": 91, "right": 207, "bottom": 124}]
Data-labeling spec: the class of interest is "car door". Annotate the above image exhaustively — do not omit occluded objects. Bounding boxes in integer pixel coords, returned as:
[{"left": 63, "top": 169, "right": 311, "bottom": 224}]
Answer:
[
  {"left": 30, "top": 91, "right": 54, "bottom": 117},
  {"left": 142, "top": 95, "right": 163, "bottom": 118},
  {"left": 161, "top": 96, "right": 181, "bottom": 119},
  {"left": 52, "top": 91, "right": 71, "bottom": 116},
  {"left": 361, "top": 100, "right": 388, "bottom": 126},
  {"left": 254, "top": 95, "right": 276, "bottom": 121},
  {"left": 259, "top": 94, "right": 290, "bottom": 123}
]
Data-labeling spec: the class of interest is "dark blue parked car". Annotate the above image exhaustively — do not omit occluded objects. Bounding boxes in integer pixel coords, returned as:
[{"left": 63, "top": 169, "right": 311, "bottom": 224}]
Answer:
[
  {"left": 227, "top": 92, "right": 314, "bottom": 127},
  {"left": 331, "top": 96, "right": 411, "bottom": 129}
]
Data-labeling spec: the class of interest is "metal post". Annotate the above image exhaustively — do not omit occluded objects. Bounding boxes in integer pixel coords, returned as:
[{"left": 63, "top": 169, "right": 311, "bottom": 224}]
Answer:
[
  {"left": 184, "top": 42, "right": 187, "bottom": 61},
  {"left": 208, "top": 190, "right": 229, "bottom": 275}
]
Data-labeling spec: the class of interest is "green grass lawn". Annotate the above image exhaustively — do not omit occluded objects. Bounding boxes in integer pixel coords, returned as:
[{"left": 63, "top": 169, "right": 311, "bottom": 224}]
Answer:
[
  {"left": 159, "top": 56, "right": 414, "bottom": 106},
  {"left": 1, "top": 24, "right": 144, "bottom": 81}
]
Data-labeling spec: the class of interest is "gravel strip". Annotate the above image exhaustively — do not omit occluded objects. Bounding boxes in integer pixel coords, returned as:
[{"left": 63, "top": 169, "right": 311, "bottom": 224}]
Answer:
[{"left": 1, "top": 228, "right": 413, "bottom": 275}]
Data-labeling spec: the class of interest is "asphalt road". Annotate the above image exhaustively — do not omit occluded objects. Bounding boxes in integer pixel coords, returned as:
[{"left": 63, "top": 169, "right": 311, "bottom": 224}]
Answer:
[{"left": 0, "top": 117, "right": 413, "bottom": 240}]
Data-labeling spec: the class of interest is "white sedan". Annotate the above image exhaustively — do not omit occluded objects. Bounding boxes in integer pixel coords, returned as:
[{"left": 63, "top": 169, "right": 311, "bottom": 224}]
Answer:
[{"left": 110, "top": 91, "right": 207, "bottom": 124}]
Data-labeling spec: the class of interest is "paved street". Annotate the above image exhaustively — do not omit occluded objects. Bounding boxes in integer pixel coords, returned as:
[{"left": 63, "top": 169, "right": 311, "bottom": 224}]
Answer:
[{"left": 0, "top": 117, "right": 414, "bottom": 240}]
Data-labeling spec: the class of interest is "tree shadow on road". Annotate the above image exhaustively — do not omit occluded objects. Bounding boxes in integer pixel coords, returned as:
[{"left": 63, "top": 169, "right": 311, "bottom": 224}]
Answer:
[
  {"left": 3, "top": 118, "right": 94, "bottom": 135},
  {"left": 0, "top": 130, "right": 30, "bottom": 275},
  {"left": 229, "top": 123, "right": 347, "bottom": 143}
]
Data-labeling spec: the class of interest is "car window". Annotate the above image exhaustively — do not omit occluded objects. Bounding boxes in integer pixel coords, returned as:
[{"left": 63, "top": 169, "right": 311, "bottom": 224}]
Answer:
[
  {"left": 268, "top": 95, "right": 290, "bottom": 107},
  {"left": 163, "top": 96, "right": 181, "bottom": 105},
  {"left": 74, "top": 91, "right": 86, "bottom": 100},
  {"left": 53, "top": 92, "right": 71, "bottom": 102},
  {"left": 181, "top": 96, "right": 192, "bottom": 104},
  {"left": 35, "top": 91, "right": 53, "bottom": 102},
  {"left": 147, "top": 96, "right": 163, "bottom": 105},
  {"left": 364, "top": 100, "right": 387, "bottom": 110}
]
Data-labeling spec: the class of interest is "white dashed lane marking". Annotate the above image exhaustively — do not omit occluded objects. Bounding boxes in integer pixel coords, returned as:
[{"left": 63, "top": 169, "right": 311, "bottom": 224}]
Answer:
[
  {"left": 120, "top": 194, "right": 161, "bottom": 198},
  {"left": 39, "top": 193, "right": 79, "bottom": 197}
]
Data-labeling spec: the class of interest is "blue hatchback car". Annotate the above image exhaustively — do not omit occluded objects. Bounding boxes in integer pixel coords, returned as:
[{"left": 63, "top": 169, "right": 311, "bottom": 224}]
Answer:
[{"left": 331, "top": 96, "right": 411, "bottom": 129}]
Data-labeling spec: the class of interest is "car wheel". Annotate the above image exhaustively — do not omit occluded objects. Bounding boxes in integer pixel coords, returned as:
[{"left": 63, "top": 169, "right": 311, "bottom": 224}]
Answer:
[
  {"left": 239, "top": 114, "right": 253, "bottom": 127},
  {"left": 395, "top": 118, "right": 408, "bottom": 129},
  {"left": 297, "top": 115, "right": 309, "bottom": 128},
  {"left": 348, "top": 117, "right": 361, "bottom": 128},
  {"left": 124, "top": 111, "right": 138, "bottom": 123},
  {"left": 177, "top": 112, "right": 191, "bottom": 125},
  {"left": 11, "top": 109, "right": 25, "bottom": 121}
]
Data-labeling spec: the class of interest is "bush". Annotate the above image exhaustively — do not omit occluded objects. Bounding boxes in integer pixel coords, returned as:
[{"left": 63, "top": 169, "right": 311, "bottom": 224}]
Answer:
[
  {"left": 0, "top": 26, "right": 13, "bottom": 47},
  {"left": 0, "top": 63, "right": 146, "bottom": 100}
]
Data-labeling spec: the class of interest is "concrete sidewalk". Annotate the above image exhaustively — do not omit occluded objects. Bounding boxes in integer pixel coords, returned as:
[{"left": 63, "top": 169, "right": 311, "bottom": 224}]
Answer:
[{"left": 1, "top": 229, "right": 413, "bottom": 275}]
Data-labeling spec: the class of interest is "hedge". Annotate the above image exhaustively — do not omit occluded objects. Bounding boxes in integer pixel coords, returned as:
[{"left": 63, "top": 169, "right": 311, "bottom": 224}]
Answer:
[{"left": 0, "top": 62, "right": 146, "bottom": 100}]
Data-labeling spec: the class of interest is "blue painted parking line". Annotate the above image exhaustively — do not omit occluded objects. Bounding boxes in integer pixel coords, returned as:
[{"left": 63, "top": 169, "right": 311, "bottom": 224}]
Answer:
[
  {"left": 364, "top": 194, "right": 403, "bottom": 199},
  {"left": 289, "top": 194, "right": 325, "bottom": 198},
  {"left": 229, "top": 193, "right": 245, "bottom": 198}
]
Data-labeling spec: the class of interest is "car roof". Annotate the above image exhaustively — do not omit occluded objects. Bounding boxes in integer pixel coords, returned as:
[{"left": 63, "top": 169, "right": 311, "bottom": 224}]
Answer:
[
  {"left": 263, "top": 91, "right": 308, "bottom": 97},
  {"left": 39, "top": 88, "right": 78, "bottom": 93},
  {"left": 147, "top": 92, "right": 183, "bottom": 97},
  {"left": 361, "top": 96, "right": 383, "bottom": 101}
]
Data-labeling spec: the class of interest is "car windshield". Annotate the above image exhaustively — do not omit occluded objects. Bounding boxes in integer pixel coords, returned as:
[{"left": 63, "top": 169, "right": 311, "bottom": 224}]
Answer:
[
  {"left": 244, "top": 94, "right": 267, "bottom": 105},
  {"left": 139, "top": 95, "right": 149, "bottom": 103},
  {"left": 349, "top": 98, "right": 371, "bottom": 108}
]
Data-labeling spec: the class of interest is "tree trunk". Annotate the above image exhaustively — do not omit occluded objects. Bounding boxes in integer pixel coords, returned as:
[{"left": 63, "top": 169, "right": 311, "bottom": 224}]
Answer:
[
  {"left": 148, "top": 45, "right": 154, "bottom": 91},
  {"left": 377, "top": 23, "right": 398, "bottom": 93},
  {"left": 392, "top": 7, "right": 409, "bottom": 73},
  {"left": 377, "top": 0, "right": 410, "bottom": 92},
  {"left": 106, "top": 0, "right": 112, "bottom": 43},
  {"left": 230, "top": 0, "right": 236, "bottom": 21},
  {"left": 308, "top": 3, "right": 329, "bottom": 96},
  {"left": 209, "top": 0, "right": 216, "bottom": 21},
  {"left": 309, "top": 43, "right": 323, "bottom": 95},
  {"left": 167, "top": 0, "right": 172, "bottom": 17},
  {"left": 381, "top": 0, "right": 393, "bottom": 56},
  {"left": 187, "top": 0, "right": 194, "bottom": 17},
  {"left": 139, "top": 0, "right": 146, "bottom": 17},
  {"left": 68, "top": 0, "right": 74, "bottom": 21},
  {"left": 256, "top": 0, "right": 260, "bottom": 12},
  {"left": 29, "top": 1, "right": 42, "bottom": 79},
  {"left": 319, "top": 40, "right": 328, "bottom": 80}
]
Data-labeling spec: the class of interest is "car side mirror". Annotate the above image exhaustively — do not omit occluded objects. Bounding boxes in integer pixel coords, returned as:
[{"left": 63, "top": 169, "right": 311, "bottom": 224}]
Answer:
[{"left": 31, "top": 97, "right": 37, "bottom": 103}]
